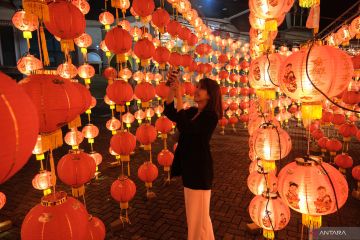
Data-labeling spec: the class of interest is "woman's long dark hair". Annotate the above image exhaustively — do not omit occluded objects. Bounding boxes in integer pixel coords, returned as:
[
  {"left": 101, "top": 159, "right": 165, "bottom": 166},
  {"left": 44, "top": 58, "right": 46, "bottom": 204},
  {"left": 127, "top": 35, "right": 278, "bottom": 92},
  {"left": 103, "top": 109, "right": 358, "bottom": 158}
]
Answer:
[{"left": 199, "top": 78, "right": 223, "bottom": 118}]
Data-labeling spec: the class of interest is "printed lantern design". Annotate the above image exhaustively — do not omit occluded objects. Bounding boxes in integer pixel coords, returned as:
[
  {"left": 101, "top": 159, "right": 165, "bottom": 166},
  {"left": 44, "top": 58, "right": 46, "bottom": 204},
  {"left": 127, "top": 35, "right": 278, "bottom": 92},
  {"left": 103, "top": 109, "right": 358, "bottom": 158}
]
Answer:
[
  {"left": 87, "top": 216, "right": 106, "bottom": 240},
  {"left": 57, "top": 62, "right": 78, "bottom": 79},
  {"left": 72, "top": 0, "right": 90, "bottom": 15},
  {"left": 78, "top": 63, "right": 95, "bottom": 84},
  {"left": 88, "top": 151, "right": 103, "bottom": 167},
  {"left": 74, "top": 32, "right": 92, "bottom": 54},
  {"left": 21, "top": 191, "right": 89, "bottom": 240},
  {"left": 277, "top": 156, "right": 348, "bottom": 229},
  {"left": 247, "top": 170, "right": 278, "bottom": 195},
  {"left": 99, "top": 11, "right": 114, "bottom": 30},
  {"left": 57, "top": 150, "right": 96, "bottom": 197},
  {"left": 17, "top": 54, "right": 43, "bottom": 75},
  {"left": 138, "top": 161, "right": 158, "bottom": 188},
  {"left": 111, "top": 175, "right": 136, "bottom": 223},
  {"left": 32, "top": 170, "right": 53, "bottom": 191},
  {"left": 0, "top": 72, "right": 39, "bottom": 184},
  {"left": 12, "top": 10, "right": 38, "bottom": 46},
  {"left": 249, "top": 192, "right": 290, "bottom": 239},
  {"left": 248, "top": 53, "right": 285, "bottom": 90},
  {"left": 278, "top": 45, "right": 353, "bottom": 103}
]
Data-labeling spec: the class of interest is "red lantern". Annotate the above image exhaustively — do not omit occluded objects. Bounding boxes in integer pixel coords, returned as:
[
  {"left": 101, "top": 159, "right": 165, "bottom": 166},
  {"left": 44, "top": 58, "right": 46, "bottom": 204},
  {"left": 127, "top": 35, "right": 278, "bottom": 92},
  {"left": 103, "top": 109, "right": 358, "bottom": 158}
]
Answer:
[
  {"left": 153, "top": 46, "right": 170, "bottom": 69},
  {"left": 183, "top": 82, "right": 195, "bottom": 96},
  {"left": 166, "top": 20, "right": 182, "bottom": 37},
  {"left": 321, "top": 111, "right": 333, "bottom": 124},
  {"left": 57, "top": 62, "right": 78, "bottom": 79},
  {"left": 155, "top": 82, "right": 170, "bottom": 99},
  {"left": 311, "top": 129, "right": 324, "bottom": 140},
  {"left": 82, "top": 124, "right": 99, "bottom": 140},
  {"left": 136, "top": 123, "right": 157, "bottom": 147},
  {"left": 103, "top": 67, "right": 118, "bottom": 80},
  {"left": 105, "top": 27, "right": 132, "bottom": 61},
  {"left": 138, "top": 161, "right": 158, "bottom": 187},
  {"left": 45, "top": 1, "right": 85, "bottom": 40},
  {"left": 0, "top": 192, "right": 5, "bottom": 209},
  {"left": 12, "top": 10, "right": 39, "bottom": 41},
  {"left": 195, "top": 43, "right": 212, "bottom": 56},
  {"left": 0, "top": 72, "right": 39, "bottom": 184},
  {"left": 99, "top": 11, "right": 114, "bottom": 30},
  {"left": 132, "top": 0, "right": 155, "bottom": 18},
  {"left": 152, "top": 8, "right": 170, "bottom": 32},
  {"left": 187, "top": 33, "right": 198, "bottom": 46},
  {"left": 106, "top": 80, "right": 134, "bottom": 105},
  {"left": 87, "top": 216, "right": 106, "bottom": 240},
  {"left": 334, "top": 153, "right": 353, "bottom": 173},
  {"left": 64, "top": 129, "right": 84, "bottom": 147},
  {"left": 111, "top": 175, "right": 136, "bottom": 209},
  {"left": 72, "top": 0, "right": 90, "bottom": 15},
  {"left": 341, "top": 90, "right": 360, "bottom": 105},
  {"left": 88, "top": 152, "right": 103, "bottom": 166},
  {"left": 278, "top": 156, "right": 348, "bottom": 229},
  {"left": 325, "top": 138, "right": 342, "bottom": 156},
  {"left": 178, "top": 26, "right": 192, "bottom": 42},
  {"left": 21, "top": 192, "right": 89, "bottom": 240},
  {"left": 74, "top": 32, "right": 92, "bottom": 49},
  {"left": 106, "top": 117, "right": 121, "bottom": 132},
  {"left": 110, "top": 131, "right": 136, "bottom": 159},
  {"left": 169, "top": 52, "right": 183, "bottom": 68},
  {"left": 249, "top": 192, "right": 290, "bottom": 239},
  {"left": 197, "top": 63, "right": 212, "bottom": 75},
  {"left": 352, "top": 165, "right": 360, "bottom": 181},
  {"left": 78, "top": 63, "right": 95, "bottom": 84},
  {"left": 331, "top": 114, "right": 346, "bottom": 126},
  {"left": 57, "top": 150, "right": 96, "bottom": 197},
  {"left": 17, "top": 54, "right": 43, "bottom": 75},
  {"left": 218, "top": 54, "right": 229, "bottom": 64},
  {"left": 219, "top": 70, "right": 229, "bottom": 80},
  {"left": 32, "top": 170, "right": 53, "bottom": 190},
  {"left": 134, "top": 82, "right": 156, "bottom": 104},
  {"left": 134, "top": 38, "right": 155, "bottom": 65},
  {"left": 155, "top": 116, "right": 173, "bottom": 135},
  {"left": 157, "top": 149, "right": 174, "bottom": 171},
  {"left": 338, "top": 123, "right": 358, "bottom": 141}
]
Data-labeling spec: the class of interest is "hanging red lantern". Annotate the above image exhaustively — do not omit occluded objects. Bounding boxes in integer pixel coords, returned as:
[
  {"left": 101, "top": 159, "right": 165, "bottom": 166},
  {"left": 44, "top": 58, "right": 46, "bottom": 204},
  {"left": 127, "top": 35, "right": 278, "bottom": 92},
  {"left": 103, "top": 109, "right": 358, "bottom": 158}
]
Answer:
[
  {"left": 32, "top": 170, "right": 53, "bottom": 190},
  {"left": 0, "top": 72, "right": 39, "bottom": 184},
  {"left": 12, "top": 10, "right": 38, "bottom": 47},
  {"left": 321, "top": 111, "right": 333, "bottom": 125},
  {"left": 64, "top": 129, "right": 84, "bottom": 148},
  {"left": 74, "top": 32, "right": 92, "bottom": 52},
  {"left": 0, "top": 192, "right": 5, "bottom": 209},
  {"left": 134, "top": 82, "right": 156, "bottom": 106},
  {"left": 338, "top": 123, "right": 358, "bottom": 142},
  {"left": 178, "top": 26, "right": 192, "bottom": 42},
  {"left": 136, "top": 123, "right": 157, "bottom": 148},
  {"left": 71, "top": 0, "right": 90, "bottom": 15},
  {"left": 218, "top": 54, "right": 229, "bottom": 64},
  {"left": 110, "top": 131, "right": 136, "bottom": 161},
  {"left": 195, "top": 43, "right": 212, "bottom": 56},
  {"left": 105, "top": 27, "right": 132, "bottom": 62},
  {"left": 106, "top": 117, "right": 121, "bottom": 133},
  {"left": 99, "top": 11, "right": 114, "bottom": 30},
  {"left": 157, "top": 149, "right": 174, "bottom": 171},
  {"left": 57, "top": 150, "right": 96, "bottom": 197},
  {"left": 152, "top": 8, "right": 170, "bottom": 33},
  {"left": 78, "top": 63, "right": 95, "bottom": 84},
  {"left": 103, "top": 67, "right": 118, "bottom": 81},
  {"left": 111, "top": 175, "right": 136, "bottom": 209},
  {"left": 197, "top": 63, "right": 212, "bottom": 75},
  {"left": 138, "top": 161, "right": 158, "bottom": 187},
  {"left": 219, "top": 70, "right": 229, "bottom": 80},
  {"left": 334, "top": 153, "right": 353, "bottom": 174},
  {"left": 133, "top": 38, "right": 155, "bottom": 66},
  {"left": 155, "top": 116, "right": 173, "bottom": 136},
  {"left": 187, "top": 33, "right": 198, "bottom": 46},
  {"left": 17, "top": 54, "right": 43, "bottom": 75},
  {"left": 166, "top": 20, "right": 182, "bottom": 37},
  {"left": 168, "top": 52, "right": 183, "bottom": 68},
  {"left": 82, "top": 124, "right": 99, "bottom": 140},
  {"left": 132, "top": 0, "right": 155, "bottom": 18},
  {"left": 311, "top": 129, "right": 324, "bottom": 140},
  {"left": 106, "top": 80, "right": 134, "bottom": 106},
  {"left": 278, "top": 156, "right": 348, "bottom": 230},
  {"left": 183, "top": 82, "right": 195, "bottom": 96},
  {"left": 249, "top": 192, "right": 290, "bottom": 240},
  {"left": 21, "top": 192, "right": 89, "bottom": 240},
  {"left": 155, "top": 82, "right": 170, "bottom": 99},
  {"left": 325, "top": 138, "right": 342, "bottom": 156},
  {"left": 331, "top": 113, "right": 346, "bottom": 127},
  {"left": 87, "top": 216, "right": 106, "bottom": 240}
]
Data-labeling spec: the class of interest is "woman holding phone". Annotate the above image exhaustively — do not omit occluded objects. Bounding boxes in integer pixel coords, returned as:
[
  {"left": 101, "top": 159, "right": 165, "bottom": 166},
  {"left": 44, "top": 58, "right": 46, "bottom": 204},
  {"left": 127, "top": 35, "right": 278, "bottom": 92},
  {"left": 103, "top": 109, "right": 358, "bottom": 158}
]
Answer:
[{"left": 163, "top": 70, "right": 222, "bottom": 240}]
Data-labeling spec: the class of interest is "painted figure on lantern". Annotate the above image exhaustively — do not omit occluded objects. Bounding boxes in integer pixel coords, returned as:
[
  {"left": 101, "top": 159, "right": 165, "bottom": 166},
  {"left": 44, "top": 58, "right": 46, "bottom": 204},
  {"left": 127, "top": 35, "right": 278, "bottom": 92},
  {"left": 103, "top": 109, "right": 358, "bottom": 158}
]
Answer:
[
  {"left": 286, "top": 181, "right": 300, "bottom": 209},
  {"left": 282, "top": 63, "right": 296, "bottom": 93},
  {"left": 38, "top": 213, "right": 52, "bottom": 223},
  {"left": 262, "top": 211, "right": 272, "bottom": 227},
  {"left": 314, "top": 186, "right": 332, "bottom": 213},
  {"left": 253, "top": 63, "right": 261, "bottom": 81},
  {"left": 279, "top": 213, "right": 287, "bottom": 228}
]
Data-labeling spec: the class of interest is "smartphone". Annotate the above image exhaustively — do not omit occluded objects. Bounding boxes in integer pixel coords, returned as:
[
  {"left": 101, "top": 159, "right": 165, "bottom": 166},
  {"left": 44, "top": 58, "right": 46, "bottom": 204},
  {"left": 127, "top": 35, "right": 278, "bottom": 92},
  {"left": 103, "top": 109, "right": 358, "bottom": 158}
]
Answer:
[{"left": 165, "top": 68, "right": 180, "bottom": 86}]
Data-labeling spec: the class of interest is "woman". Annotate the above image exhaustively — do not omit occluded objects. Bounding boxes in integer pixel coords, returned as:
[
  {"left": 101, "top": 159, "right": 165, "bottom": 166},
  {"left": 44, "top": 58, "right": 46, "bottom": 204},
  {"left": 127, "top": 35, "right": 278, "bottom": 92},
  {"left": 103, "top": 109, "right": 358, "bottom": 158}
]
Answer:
[{"left": 163, "top": 74, "right": 222, "bottom": 240}]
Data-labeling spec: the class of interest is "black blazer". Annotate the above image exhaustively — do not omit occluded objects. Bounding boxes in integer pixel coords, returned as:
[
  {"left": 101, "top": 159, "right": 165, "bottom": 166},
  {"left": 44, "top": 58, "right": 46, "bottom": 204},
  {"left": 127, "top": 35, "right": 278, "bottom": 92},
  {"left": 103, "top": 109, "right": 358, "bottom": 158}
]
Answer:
[{"left": 163, "top": 101, "right": 218, "bottom": 190}]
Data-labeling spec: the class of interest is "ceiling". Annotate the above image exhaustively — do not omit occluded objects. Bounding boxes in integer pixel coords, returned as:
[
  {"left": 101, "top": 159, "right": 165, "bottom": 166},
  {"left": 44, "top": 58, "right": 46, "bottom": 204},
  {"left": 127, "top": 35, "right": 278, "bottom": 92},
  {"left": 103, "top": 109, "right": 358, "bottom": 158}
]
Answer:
[{"left": 5, "top": 0, "right": 360, "bottom": 44}]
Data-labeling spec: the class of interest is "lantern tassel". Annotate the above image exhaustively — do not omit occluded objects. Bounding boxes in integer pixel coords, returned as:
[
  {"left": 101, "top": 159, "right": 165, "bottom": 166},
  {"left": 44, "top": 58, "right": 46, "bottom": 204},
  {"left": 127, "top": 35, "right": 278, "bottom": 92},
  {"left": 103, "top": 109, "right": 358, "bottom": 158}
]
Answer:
[
  {"left": 71, "top": 185, "right": 85, "bottom": 198},
  {"left": 68, "top": 115, "right": 82, "bottom": 129},
  {"left": 263, "top": 229, "right": 274, "bottom": 239},
  {"left": 23, "top": 0, "right": 49, "bottom": 21},
  {"left": 42, "top": 129, "right": 63, "bottom": 150},
  {"left": 40, "top": 25, "right": 50, "bottom": 66}
]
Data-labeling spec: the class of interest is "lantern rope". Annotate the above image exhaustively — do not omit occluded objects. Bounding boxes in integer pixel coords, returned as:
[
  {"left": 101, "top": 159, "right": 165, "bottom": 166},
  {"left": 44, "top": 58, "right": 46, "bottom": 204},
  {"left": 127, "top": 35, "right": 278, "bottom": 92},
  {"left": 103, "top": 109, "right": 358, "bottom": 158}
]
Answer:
[
  {"left": 266, "top": 53, "right": 279, "bottom": 87},
  {"left": 305, "top": 42, "right": 360, "bottom": 114}
]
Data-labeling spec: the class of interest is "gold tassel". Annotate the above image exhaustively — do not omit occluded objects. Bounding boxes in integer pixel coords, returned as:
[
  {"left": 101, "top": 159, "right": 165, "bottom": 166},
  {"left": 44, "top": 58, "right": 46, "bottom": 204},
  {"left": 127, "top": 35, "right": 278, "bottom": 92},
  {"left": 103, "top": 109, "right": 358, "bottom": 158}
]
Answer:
[
  {"left": 71, "top": 185, "right": 85, "bottom": 197},
  {"left": 49, "top": 150, "right": 57, "bottom": 188},
  {"left": 60, "top": 39, "right": 75, "bottom": 53},
  {"left": 41, "top": 129, "right": 63, "bottom": 150},
  {"left": 40, "top": 25, "right": 50, "bottom": 66},
  {"left": 265, "top": 19, "right": 277, "bottom": 32},
  {"left": 23, "top": 0, "right": 49, "bottom": 22},
  {"left": 68, "top": 115, "right": 82, "bottom": 129}
]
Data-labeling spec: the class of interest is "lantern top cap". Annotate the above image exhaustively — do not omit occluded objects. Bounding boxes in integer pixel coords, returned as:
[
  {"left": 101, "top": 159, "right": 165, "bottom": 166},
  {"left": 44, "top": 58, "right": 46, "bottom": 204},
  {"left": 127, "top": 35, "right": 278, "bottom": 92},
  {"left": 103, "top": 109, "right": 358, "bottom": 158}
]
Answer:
[
  {"left": 41, "top": 191, "right": 67, "bottom": 206},
  {"left": 295, "top": 155, "right": 322, "bottom": 166},
  {"left": 68, "top": 148, "right": 84, "bottom": 154}
]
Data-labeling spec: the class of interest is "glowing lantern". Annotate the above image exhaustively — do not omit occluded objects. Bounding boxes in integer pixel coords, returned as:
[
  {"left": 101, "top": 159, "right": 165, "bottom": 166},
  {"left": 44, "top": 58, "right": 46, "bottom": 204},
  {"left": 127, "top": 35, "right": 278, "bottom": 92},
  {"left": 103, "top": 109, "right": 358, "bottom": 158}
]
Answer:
[
  {"left": 0, "top": 192, "right": 5, "bottom": 209},
  {"left": 325, "top": 138, "right": 342, "bottom": 159},
  {"left": 279, "top": 45, "right": 353, "bottom": 126},
  {"left": 82, "top": 124, "right": 99, "bottom": 139},
  {"left": 71, "top": 0, "right": 90, "bottom": 15},
  {"left": 12, "top": 10, "right": 38, "bottom": 47},
  {"left": 135, "top": 109, "right": 146, "bottom": 124},
  {"left": 122, "top": 112, "right": 135, "bottom": 128},
  {"left": 278, "top": 156, "right": 348, "bottom": 230},
  {"left": 153, "top": 47, "right": 170, "bottom": 69},
  {"left": 64, "top": 129, "right": 84, "bottom": 148},
  {"left": 110, "top": 131, "right": 136, "bottom": 166},
  {"left": 166, "top": 20, "right": 182, "bottom": 37},
  {"left": 155, "top": 116, "right": 173, "bottom": 139},
  {"left": 132, "top": 0, "right": 155, "bottom": 18},
  {"left": 247, "top": 170, "right": 278, "bottom": 195},
  {"left": 249, "top": 192, "right": 290, "bottom": 239},
  {"left": 17, "top": 54, "right": 43, "bottom": 75},
  {"left": 334, "top": 153, "right": 353, "bottom": 174},
  {"left": 352, "top": 166, "right": 360, "bottom": 198},
  {"left": 130, "top": 27, "right": 143, "bottom": 41},
  {"left": 111, "top": 0, "right": 130, "bottom": 14},
  {"left": 339, "top": 123, "right": 357, "bottom": 152},
  {"left": 100, "top": 40, "right": 111, "bottom": 57},
  {"left": 78, "top": 63, "right": 95, "bottom": 84},
  {"left": 57, "top": 150, "right": 96, "bottom": 197},
  {"left": 105, "top": 27, "right": 132, "bottom": 63},
  {"left": 195, "top": 43, "right": 212, "bottom": 57},
  {"left": 32, "top": 170, "right": 53, "bottom": 191},
  {"left": 158, "top": 149, "right": 174, "bottom": 181},
  {"left": 21, "top": 192, "right": 89, "bottom": 240},
  {"left": 138, "top": 161, "right": 158, "bottom": 188},
  {"left": 74, "top": 32, "right": 92, "bottom": 54},
  {"left": 103, "top": 67, "right": 117, "bottom": 82},
  {"left": 152, "top": 8, "right": 170, "bottom": 33},
  {"left": 87, "top": 216, "right": 105, "bottom": 240},
  {"left": 155, "top": 82, "right": 170, "bottom": 99},
  {"left": 88, "top": 151, "right": 103, "bottom": 166},
  {"left": 99, "top": 11, "right": 114, "bottom": 30},
  {"left": 111, "top": 175, "right": 136, "bottom": 221},
  {"left": 119, "top": 68, "right": 132, "bottom": 81},
  {"left": 57, "top": 62, "right": 78, "bottom": 79},
  {"left": 134, "top": 82, "right": 156, "bottom": 107},
  {"left": 136, "top": 123, "right": 157, "bottom": 149},
  {"left": 106, "top": 117, "right": 121, "bottom": 134}
]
